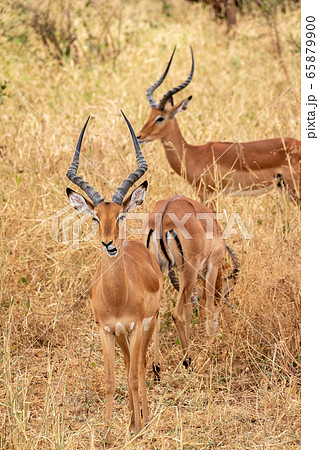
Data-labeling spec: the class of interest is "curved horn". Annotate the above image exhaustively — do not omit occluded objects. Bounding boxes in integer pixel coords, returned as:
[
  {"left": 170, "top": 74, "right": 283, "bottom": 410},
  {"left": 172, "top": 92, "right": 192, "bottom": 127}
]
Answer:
[
  {"left": 146, "top": 46, "right": 176, "bottom": 108},
  {"left": 66, "top": 116, "right": 104, "bottom": 207},
  {"left": 158, "top": 46, "right": 194, "bottom": 111},
  {"left": 112, "top": 111, "right": 148, "bottom": 205}
]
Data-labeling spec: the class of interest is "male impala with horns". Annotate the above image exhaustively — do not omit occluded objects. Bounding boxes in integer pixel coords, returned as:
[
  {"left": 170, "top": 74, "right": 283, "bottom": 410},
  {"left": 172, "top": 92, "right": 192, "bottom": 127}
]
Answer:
[
  {"left": 66, "top": 112, "right": 162, "bottom": 446},
  {"left": 137, "top": 47, "right": 301, "bottom": 201}
]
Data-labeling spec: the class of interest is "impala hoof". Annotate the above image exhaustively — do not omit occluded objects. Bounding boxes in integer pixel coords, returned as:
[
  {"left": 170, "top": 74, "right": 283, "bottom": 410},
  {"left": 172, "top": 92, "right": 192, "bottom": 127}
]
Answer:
[
  {"left": 182, "top": 357, "right": 191, "bottom": 369},
  {"left": 102, "top": 434, "right": 112, "bottom": 449},
  {"left": 152, "top": 363, "right": 161, "bottom": 382}
]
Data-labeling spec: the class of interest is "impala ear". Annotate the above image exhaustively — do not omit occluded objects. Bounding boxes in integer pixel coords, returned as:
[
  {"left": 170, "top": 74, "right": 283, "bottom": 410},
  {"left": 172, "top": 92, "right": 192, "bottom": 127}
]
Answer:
[
  {"left": 123, "top": 181, "right": 148, "bottom": 213},
  {"left": 66, "top": 188, "right": 96, "bottom": 217},
  {"left": 169, "top": 95, "right": 192, "bottom": 118}
]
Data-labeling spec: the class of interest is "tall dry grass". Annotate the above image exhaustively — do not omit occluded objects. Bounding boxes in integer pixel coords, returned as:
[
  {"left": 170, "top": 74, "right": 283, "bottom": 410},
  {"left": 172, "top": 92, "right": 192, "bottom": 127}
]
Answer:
[{"left": 0, "top": 0, "right": 300, "bottom": 448}]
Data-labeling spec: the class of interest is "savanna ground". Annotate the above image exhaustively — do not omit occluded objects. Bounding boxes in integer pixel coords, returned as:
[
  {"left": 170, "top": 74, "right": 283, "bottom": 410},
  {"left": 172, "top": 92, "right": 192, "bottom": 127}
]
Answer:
[{"left": 0, "top": 1, "right": 301, "bottom": 448}]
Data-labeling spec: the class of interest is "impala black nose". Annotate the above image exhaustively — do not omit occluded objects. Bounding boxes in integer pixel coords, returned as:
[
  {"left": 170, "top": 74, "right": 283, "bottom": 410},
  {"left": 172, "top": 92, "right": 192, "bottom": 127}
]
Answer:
[{"left": 102, "top": 240, "right": 118, "bottom": 257}]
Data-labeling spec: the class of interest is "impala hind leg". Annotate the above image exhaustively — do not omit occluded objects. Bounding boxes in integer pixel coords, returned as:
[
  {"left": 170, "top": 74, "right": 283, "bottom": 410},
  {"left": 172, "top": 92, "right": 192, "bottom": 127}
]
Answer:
[
  {"left": 276, "top": 171, "right": 300, "bottom": 202},
  {"left": 99, "top": 328, "right": 115, "bottom": 447},
  {"left": 172, "top": 269, "right": 197, "bottom": 368},
  {"left": 205, "top": 265, "right": 222, "bottom": 335},
  {"left": 198, "top": 283, "right": 207, "bottom": 324},
  {"left": 283, "top": 176, "right": 300, "bottom": 203}
]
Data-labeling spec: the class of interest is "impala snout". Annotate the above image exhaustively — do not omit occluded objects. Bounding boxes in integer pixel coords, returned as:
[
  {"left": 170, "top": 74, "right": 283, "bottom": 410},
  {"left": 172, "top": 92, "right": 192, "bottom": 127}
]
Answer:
[
  {"left": 102, "top": 240, "right": 119, "bottom": 258},
  {"left": 137, "top": 127, "right": 157, "bottom": 145},
  {"left": 136, "top": 134, "right": 147, "bottom": 145}
]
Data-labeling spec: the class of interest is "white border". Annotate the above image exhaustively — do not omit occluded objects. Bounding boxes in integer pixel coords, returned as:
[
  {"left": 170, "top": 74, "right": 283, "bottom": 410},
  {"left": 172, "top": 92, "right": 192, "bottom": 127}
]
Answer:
[{"left": 301, "top": 0, "right": 319, "bottom": 448}]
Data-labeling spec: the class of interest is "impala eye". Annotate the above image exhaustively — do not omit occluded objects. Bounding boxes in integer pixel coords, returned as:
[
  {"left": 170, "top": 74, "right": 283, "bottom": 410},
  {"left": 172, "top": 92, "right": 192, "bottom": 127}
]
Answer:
[
  {"left": 92, "top": 217, "right": 99, "bottom": 223},
  {"left": 154, "top": 116, "right": 164, "bottom": 123},
  {"left": 117, "top": 214, "right": 126, "bottom": 222}
]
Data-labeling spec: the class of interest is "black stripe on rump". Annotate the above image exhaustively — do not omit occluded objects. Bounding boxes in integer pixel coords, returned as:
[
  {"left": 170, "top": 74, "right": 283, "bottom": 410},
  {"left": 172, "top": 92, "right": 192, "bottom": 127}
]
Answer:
[
  {"left": 160, "top": 232, "right": 172, "bottom": 268},
  {"left": 168, "top": 230, "right": 184, "bottom": 265},
  {"left": 146, "top": 229, "right": 153, "bottom": 248}
]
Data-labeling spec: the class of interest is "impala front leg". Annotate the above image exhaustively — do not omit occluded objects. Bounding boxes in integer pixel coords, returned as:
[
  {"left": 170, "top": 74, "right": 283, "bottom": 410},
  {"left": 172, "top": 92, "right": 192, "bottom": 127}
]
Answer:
[
  {"left": 152, "top": 312, "right": 161, "bottom": 382},
  {"left": 128, "top": 324, "right": 143, "bottom": 435},
  {"left": 115, "top": 334, "right": 135, "bottom": 429},
  {"left": 139, "top": 314, "right": 157, "bottom": 425},
  {"left": 99, "top": 328, "right": 115, "bottom": 447}
]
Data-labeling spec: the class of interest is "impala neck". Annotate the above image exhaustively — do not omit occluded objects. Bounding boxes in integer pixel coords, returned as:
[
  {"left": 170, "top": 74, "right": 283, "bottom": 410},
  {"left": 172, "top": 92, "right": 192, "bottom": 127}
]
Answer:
[
  {"left": 100, "top": 244, "right": 125, "bottom": 270},
  {"left": 100, "top": 245, "right": 127, "bottom": 289},
  {"left": 161, "top": 119, "right": 189, "bottom": 176}
]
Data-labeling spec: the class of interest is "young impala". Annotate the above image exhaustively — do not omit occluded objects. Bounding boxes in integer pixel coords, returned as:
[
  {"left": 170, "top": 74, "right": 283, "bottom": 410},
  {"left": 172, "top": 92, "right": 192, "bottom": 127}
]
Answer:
[
  {"left": 143, "top": 195, "right": 239, "bottom": 369},
  {"left": 137, "top": 47, "right": 301, "bottom": 201},
  {"left": 66, "top": 113, "right": 162, "bottom": 446}
]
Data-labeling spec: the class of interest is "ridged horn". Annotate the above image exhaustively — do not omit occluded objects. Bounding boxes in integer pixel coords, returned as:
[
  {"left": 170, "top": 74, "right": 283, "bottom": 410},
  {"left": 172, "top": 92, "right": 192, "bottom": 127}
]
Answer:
[
  {"left": 111, "top": 111, "right": 148, "bottom": 205},
  {"left": 158, "top": 46, "right": 194, "bottom": 111},
  {"left": 66, "top": 116, "right": 104, "bottom": 207},
  {"left": 146, "top": 47, "right": 176, "bottom": 108}
]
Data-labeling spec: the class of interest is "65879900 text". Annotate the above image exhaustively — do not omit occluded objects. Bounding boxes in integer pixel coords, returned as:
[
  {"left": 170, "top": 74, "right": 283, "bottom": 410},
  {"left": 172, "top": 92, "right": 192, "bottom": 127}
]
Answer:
[{"left": 305, "top": 16, "right": 317, "bottom": 139}]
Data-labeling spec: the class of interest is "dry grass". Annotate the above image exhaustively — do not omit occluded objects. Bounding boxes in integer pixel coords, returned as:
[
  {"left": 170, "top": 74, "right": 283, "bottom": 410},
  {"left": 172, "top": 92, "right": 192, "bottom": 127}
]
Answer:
[{"left": 0, "top": 1, "right": 300, "bottom": 448}]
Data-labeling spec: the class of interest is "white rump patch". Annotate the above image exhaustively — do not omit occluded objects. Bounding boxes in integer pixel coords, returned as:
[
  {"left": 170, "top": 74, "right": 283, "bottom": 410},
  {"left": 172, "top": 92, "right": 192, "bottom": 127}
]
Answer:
[
  {"left": 143, "top": 316, "right": 154, "bottom": 332},
  {"left": 205, "top": 262, "right": 212, "bottom": 280},
  {"left": 166, "top": 231, "right": 176, "bottom": 267},
  {"left": 198, "top": 258, "right": 207, "bottom": 273}
]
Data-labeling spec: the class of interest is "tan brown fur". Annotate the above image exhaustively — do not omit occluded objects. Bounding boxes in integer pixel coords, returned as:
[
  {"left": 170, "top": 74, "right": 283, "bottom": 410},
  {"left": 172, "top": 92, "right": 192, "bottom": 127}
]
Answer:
[
  {"left": 68, "top": 188, "right": 162, "bottom": 446},
  {"left": 143, "top": 196, "right": 226, "bottom": 364},
  {"left": 137, "top": 100, "right": 301, "bottom": 200}
]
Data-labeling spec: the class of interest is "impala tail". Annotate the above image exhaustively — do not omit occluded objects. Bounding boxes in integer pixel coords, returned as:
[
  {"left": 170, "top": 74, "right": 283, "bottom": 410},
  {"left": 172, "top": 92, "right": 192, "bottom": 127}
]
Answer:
[
  {"left": 223, "top": 244, "right": 240, "bottom": 297},
  {"left": 165, "top": 243, "right": 240, "bottom": 298},
  {"left": 145, "top": 198, "right": 185, "bottom": 277},
  {"left": 146, "top": 225, "right": 184, "bottom": 276},
  {"left": 146, "top": 225, "right": 183, "bottom": 292}
]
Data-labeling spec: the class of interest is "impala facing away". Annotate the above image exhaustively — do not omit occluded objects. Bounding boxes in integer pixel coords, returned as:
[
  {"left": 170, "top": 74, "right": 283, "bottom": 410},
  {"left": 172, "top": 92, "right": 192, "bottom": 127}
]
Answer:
[
  {"left": 137, "top": 47, "right": 301, "bottom": 201},
  {"left": 143, "top": 196, "right": 239, "bottom": 368},
  {"left": 66, "top": 113, "right": 162, "bottom": 445}
]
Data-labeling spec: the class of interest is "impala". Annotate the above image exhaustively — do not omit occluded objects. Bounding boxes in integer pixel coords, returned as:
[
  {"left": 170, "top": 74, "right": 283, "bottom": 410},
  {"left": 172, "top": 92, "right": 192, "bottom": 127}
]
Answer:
[
  {"left": 137, "top": 47, "right": 301, "bottom": 201},
  {"left": 66, "top": 113, "right": 162, "bottom": 445},
  {"left": 143, "top": 196, "right": 239, "bottom": 368}
]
